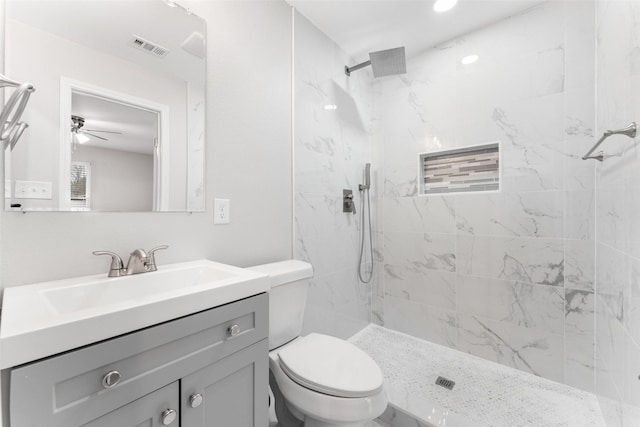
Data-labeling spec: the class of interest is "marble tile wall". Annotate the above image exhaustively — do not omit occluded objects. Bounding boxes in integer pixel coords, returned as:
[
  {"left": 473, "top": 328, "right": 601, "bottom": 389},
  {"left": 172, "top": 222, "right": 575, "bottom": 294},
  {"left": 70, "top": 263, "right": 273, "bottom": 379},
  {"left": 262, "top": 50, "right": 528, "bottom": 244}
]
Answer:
[
  {"left": 373, "top": 1, "right": 597, "bottom": 391},
  {"left": 293, "top": 10, "right": 377, "bottom": 339},
  {"left": 594, "top": 1, "right": 640, "bottom": 425}
]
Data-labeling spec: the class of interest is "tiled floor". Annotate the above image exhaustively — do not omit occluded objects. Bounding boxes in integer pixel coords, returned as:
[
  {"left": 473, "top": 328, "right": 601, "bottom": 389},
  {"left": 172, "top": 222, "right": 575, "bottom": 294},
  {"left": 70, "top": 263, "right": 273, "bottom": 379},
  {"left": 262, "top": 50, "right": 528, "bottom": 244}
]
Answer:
[{"left": 349, "top": 325, "right": 607, "bottom": 427}]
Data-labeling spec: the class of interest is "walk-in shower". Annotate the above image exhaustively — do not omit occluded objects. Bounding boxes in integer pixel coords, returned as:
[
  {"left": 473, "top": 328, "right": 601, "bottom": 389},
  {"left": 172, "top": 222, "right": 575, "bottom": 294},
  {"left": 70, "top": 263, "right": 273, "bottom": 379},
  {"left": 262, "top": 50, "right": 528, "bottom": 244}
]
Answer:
[
  {"left": 345, "top": 47, "right": 407, "bottom": 78},
  {"left": 294, "top": 1, "right": 640, "bottom": 425}
]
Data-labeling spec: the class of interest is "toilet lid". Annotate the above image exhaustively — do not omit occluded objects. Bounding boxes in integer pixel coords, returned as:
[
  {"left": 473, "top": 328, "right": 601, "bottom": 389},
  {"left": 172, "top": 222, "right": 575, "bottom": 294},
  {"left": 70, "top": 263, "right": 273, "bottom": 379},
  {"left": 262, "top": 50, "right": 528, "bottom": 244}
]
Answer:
[{"left": 277, "top": 333, "right": 384, "bottom": 398}]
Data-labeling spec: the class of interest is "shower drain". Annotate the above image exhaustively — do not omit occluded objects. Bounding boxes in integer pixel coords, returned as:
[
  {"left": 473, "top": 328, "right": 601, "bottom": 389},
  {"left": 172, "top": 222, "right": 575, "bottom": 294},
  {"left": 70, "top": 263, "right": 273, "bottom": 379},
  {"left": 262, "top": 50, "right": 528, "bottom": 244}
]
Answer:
[{"left": 435, "top": 376, "right": 455, "bottom": 390}]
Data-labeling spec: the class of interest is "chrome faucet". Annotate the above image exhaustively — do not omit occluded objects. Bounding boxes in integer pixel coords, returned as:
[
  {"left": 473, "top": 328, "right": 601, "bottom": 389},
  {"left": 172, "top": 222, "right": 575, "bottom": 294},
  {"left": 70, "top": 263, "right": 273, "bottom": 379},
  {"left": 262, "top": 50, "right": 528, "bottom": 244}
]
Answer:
[
  {"left": 93, "top": 245, "right": 169, "bottom": 277},
  {"left": 126, "top": 248, "right": 149, "bottom": 275}
]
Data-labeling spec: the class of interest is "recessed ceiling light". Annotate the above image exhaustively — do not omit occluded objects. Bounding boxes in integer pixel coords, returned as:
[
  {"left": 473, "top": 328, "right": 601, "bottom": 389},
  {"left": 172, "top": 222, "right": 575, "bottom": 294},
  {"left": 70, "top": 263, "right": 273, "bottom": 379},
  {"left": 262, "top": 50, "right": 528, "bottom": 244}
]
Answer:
[
  {"left": 323, "top": 104, "right": 338, "bottom": 111},
  {"left": 433, "top": 0, "right": 458, "bottom": 13},
  {"left": 461, "top": 54, "right": 479, "bottom": 65}
]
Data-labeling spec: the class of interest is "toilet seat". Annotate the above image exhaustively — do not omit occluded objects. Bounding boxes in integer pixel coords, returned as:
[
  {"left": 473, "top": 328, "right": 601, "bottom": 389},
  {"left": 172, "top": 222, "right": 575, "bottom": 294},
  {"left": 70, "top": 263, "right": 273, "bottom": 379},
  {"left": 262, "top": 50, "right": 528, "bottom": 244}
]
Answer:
[
  {"left": 277, "top": 333, "right": 384, "bottom": 398},
  {"left": 269, "top": 338, "right": 388, "bottom": 425}
]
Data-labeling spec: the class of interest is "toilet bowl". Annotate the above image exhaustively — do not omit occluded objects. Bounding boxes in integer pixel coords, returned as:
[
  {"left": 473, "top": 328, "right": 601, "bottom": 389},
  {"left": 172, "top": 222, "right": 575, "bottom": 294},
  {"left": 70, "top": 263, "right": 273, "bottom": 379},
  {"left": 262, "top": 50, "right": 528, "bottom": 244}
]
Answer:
[{"left": 250, "top": 260, "right": 387, "bottom": 427}]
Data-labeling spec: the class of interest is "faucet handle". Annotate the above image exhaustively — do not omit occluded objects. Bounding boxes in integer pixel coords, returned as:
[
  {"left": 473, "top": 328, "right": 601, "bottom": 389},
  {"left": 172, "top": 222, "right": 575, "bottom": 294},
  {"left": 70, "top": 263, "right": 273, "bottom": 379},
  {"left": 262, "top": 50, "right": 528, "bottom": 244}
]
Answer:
[
  {"left": 146, "top": 245, "right": 169, "bottom": 272},
  {"left": 93, "top": 251, "right": 125, "bottom": 277}
]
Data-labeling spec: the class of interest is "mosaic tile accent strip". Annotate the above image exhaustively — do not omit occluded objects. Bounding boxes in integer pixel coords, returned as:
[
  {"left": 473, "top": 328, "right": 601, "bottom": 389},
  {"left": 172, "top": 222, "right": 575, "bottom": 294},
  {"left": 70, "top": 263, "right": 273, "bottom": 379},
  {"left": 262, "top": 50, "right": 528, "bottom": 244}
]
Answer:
[
  {"left": 420, "top": 143, "right": 499, "bottom": 194},
  {"left": 349, "top": 325, "right": 606, "bottom": 427}
]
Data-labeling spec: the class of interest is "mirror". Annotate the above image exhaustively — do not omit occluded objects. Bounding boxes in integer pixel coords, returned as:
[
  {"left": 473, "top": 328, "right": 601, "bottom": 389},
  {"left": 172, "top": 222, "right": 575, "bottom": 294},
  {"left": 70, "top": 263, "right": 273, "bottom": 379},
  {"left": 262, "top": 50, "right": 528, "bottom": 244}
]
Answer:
[{"left": 3, "top": 0, "right": 206, "bottom": 212}]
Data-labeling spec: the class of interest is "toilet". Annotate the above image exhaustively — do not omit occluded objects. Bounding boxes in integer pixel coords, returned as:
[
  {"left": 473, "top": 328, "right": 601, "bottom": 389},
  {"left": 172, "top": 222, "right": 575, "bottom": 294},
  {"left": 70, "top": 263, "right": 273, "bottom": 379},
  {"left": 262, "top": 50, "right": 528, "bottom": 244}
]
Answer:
[{"left": 250, "top": 260, "right": 387, "bottom": 427}]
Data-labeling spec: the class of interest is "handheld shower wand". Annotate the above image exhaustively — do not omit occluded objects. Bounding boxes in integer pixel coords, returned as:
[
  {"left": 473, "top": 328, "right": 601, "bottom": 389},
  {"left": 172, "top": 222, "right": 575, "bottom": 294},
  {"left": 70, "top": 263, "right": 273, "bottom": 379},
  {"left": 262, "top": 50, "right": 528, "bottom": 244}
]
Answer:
[
  {"left": 365, "top": 163, "right": 370, "bottom": 188},
  {"left": 360, "top": 163, "right": 371, "bottom": 190},
  {"left": 358, "top": 163, "right": 373, "bottom": 283}
]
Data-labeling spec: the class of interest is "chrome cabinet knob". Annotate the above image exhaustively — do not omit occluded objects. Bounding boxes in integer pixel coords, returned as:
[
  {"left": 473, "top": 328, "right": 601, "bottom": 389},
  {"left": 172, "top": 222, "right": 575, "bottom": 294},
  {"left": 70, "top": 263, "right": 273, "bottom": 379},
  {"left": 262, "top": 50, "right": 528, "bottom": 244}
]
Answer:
[
  {"left": 227, "top": 324, "right": 240, "bottom": 337},
  {"left": 101, "top": 370, "right": 122, "bottom": 389},
  {"left": 189, "top": 393, "right": 203, "bottom": 408},
  {"left": 161, "top": 409, "right": 177, "bottom": 425}
]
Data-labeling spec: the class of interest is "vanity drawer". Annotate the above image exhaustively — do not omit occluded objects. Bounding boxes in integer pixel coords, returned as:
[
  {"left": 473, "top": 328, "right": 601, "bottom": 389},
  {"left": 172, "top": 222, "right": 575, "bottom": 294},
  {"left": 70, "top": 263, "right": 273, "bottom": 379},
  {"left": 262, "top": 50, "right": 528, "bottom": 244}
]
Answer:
[{"left": 9, "top": 292, "right": 267, "bottom": 427}]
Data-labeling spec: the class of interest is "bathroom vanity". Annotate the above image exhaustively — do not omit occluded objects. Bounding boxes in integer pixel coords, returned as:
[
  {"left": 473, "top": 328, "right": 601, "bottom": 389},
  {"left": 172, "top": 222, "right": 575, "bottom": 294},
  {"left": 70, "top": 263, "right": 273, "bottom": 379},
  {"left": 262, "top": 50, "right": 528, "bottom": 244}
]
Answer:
[{"left": 0, "top": 260, "right": 270, "bottom": 427}]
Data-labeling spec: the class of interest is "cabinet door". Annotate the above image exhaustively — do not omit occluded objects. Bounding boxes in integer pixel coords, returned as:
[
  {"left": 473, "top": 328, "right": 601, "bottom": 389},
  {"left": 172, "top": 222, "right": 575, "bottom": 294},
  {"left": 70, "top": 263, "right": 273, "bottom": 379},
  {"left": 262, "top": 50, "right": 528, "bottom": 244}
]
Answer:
[
  {"left": 181, "top": 339, "right": 268, "bottom": 427},
  {"left": 81, "top": 382, "right": 179, "bottom": 427}
]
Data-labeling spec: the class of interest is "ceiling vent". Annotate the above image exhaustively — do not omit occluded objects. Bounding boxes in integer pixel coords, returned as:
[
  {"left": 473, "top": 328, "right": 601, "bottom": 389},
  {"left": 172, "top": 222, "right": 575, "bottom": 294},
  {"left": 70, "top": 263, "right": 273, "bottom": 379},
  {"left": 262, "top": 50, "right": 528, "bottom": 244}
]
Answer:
[
  {"left": 181, "top": 32, "right": 205, "bottom": 59},
  {"left": 129, "top": 35, "right": 170, "bottom": 58}
]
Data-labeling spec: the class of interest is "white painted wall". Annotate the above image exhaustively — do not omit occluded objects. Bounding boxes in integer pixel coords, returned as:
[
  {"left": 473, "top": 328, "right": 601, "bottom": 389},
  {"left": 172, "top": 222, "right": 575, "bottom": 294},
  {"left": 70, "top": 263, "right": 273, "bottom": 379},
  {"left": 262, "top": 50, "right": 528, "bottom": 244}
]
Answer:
[
  {"left": 0, "top": 0, "right": 293, "bottom": 288},
  {"left": 72, "top": 146, "right": 154, "bottom": 212}
]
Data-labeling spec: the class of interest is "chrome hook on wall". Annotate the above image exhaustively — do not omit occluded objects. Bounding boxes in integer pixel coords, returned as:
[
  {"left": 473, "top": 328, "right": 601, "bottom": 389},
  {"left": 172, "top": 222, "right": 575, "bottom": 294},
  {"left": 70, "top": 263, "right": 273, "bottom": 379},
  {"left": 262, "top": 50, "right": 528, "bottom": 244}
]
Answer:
[
  {"left": 582, "top": 122, "right": 637, "bottom": 162},
  {"left": 0, "top": 74, "right": 35, "bottom": 151}
]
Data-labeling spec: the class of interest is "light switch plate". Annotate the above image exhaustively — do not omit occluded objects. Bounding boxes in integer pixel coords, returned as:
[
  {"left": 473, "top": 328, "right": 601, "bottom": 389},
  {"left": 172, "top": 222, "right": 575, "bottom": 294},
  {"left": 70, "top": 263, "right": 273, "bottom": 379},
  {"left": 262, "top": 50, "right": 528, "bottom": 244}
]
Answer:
[
  {"left": 214, "top": 198, "right": 230, "bottom": 224},
  {"left": 14, "top": 181, "right": 52, "bottom": 199}
]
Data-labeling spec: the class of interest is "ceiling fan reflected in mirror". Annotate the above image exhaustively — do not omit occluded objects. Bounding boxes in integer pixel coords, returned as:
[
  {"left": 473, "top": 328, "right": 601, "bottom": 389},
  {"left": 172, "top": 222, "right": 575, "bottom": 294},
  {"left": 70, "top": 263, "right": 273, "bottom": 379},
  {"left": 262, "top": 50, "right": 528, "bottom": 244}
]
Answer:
[{"left": 70, "top": 115, "right": 122, "bottom": 144}]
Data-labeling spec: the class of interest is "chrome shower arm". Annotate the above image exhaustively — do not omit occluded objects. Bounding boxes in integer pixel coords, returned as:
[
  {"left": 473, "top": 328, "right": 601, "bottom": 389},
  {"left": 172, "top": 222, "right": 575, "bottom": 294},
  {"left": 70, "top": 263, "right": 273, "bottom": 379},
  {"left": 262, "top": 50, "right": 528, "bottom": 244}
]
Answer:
[{"left": 345, "top": 60, "right": 372, "bottom": 76}]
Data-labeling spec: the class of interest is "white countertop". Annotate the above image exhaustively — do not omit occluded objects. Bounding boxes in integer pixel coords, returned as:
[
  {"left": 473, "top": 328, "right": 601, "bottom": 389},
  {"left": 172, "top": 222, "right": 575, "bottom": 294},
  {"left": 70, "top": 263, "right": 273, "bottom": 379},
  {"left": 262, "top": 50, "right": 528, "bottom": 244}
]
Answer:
[{"left": 0, "top": 259, "right": 269, "bottom": 369}]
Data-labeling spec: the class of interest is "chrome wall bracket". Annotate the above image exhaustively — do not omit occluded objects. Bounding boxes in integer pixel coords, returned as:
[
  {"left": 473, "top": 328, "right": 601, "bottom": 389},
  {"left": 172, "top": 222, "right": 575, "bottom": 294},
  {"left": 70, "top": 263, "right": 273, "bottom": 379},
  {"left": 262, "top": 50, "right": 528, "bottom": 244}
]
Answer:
[
  {"left": 0, "top": 73, "right": 35, "bottom": 151},
  {"left": 582, "top": 122, "right": 637, "bottom": 162}
]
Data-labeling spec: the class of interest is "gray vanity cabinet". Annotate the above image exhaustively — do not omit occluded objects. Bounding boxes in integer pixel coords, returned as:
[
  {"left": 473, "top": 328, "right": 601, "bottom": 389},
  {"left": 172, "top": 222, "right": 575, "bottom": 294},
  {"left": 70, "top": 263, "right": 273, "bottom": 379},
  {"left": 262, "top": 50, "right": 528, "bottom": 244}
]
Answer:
[
  {"left": 181, "top": 340, "right": 268, "bottom": 426},
  {"left": 8, "top": 293, "right": 268, "bottom": 427}
]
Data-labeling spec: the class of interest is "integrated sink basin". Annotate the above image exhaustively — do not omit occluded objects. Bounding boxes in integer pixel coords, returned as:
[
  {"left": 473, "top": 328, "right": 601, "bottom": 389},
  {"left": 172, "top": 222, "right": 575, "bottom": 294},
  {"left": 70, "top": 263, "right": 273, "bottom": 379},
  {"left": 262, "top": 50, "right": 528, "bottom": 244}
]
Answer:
[
  {"left": 0, "top": 260, "right": 269, "bottom": 369},
  {"left": 43, "top": 262, "right": 239, "bottom": 315}
]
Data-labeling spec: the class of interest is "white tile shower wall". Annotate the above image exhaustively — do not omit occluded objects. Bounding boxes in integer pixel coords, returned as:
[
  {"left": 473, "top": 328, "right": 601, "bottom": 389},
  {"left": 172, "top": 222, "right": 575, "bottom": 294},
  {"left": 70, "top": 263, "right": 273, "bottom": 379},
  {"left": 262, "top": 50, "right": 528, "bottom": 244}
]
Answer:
[
  {"left": 293, "top": 11, "right": 376, "bottom": 339},
  {"left": 595, "top": 1, "right": 640, "bottom": 424},
  {"left": 374, "top": 1, "right": 597, "bottom": 391}
]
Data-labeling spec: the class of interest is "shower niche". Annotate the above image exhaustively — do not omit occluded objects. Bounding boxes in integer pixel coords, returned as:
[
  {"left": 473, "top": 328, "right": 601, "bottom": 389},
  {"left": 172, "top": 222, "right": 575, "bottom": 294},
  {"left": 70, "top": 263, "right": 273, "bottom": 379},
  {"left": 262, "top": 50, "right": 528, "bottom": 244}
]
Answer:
[{"left": 419, "top": 142, "right": 500, "bottom": 195}]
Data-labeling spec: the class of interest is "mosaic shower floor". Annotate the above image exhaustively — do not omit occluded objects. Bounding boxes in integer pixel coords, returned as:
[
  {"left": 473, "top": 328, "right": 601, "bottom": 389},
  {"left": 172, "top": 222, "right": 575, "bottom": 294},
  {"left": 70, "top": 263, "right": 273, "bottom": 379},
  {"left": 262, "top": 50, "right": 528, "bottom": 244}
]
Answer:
[{"left": 349, "top": 325, "right": 606, "bottom": 427}]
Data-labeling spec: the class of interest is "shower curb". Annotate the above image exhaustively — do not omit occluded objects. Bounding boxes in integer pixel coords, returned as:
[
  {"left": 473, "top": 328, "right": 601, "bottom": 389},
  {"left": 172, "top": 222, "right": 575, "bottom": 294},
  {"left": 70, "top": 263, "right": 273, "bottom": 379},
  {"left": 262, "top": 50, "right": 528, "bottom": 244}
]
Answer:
[{"left": 377, "top": 403, "right": 433, "bottom": 427}]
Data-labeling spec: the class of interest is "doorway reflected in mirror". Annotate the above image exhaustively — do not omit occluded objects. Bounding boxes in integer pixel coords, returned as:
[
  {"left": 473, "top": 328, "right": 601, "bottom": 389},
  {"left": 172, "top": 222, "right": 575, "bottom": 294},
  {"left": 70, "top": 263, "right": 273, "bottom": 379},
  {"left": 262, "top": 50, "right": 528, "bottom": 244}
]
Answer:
[{"left": 68, "top": 90, "right": 161, "bottom": 212}]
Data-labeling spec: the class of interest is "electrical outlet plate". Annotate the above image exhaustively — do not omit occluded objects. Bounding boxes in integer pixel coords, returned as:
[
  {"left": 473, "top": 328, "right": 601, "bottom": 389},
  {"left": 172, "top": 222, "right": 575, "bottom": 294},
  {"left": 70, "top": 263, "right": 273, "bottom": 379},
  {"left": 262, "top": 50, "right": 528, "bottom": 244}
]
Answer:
[
  {"left": 214, "top": 198, "right": 230, "bottom": 224},
  {"left": 14, "top": 181, "right": 53, "bottom": 199}
]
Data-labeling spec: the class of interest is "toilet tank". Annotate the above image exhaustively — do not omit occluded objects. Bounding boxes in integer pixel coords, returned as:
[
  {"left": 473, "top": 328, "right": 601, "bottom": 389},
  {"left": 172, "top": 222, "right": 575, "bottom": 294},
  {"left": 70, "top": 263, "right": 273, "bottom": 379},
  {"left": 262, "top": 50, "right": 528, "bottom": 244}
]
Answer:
[{"left": 249, "top": 260, "right": 313, "bottom": 350}]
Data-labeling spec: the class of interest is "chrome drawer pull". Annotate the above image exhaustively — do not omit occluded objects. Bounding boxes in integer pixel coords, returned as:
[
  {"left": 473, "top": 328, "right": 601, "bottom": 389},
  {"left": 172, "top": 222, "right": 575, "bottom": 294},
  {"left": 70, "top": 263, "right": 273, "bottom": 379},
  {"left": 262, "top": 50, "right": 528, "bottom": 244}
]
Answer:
[
  {"left": 227, "top": 324, "right": 240, "bottom": 337},
  {"left": 101, "top": 370, "right": 122, "bottom": 389},
  {"left": 161, "top": 409, "right": 177, "bottom": 425}
]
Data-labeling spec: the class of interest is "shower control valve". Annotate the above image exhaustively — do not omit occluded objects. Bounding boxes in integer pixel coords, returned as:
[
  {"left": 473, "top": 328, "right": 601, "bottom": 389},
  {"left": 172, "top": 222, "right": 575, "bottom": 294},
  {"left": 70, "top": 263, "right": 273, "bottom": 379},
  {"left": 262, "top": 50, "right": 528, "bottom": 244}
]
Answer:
[{"left": 343, "top": 189, "right": 356, "bottom": 214}]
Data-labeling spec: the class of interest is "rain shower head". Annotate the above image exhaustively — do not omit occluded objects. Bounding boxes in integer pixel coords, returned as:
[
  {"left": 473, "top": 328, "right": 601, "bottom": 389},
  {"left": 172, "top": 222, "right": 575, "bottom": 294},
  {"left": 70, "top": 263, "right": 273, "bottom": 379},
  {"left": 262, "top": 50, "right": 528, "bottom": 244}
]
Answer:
[{"left": 345, "top": 47, "right": 407, "bottom": 78}]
